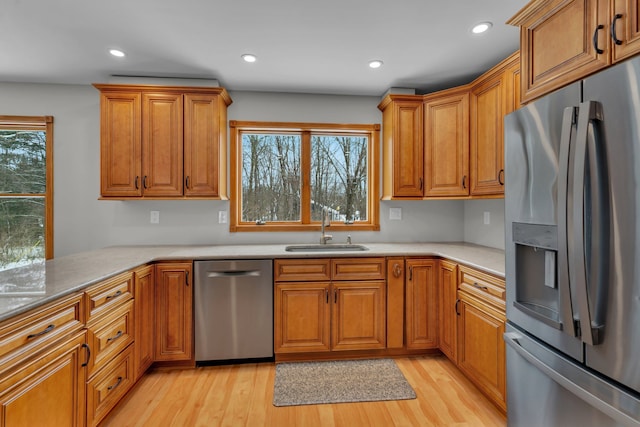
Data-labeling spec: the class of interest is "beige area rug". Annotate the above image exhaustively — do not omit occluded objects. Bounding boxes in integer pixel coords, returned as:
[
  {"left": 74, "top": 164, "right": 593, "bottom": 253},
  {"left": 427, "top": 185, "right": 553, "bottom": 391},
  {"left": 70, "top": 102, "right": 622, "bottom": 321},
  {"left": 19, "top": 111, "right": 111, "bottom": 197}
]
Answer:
[{"left": 272, "top": 358, "right": 417, "bottom": 407}]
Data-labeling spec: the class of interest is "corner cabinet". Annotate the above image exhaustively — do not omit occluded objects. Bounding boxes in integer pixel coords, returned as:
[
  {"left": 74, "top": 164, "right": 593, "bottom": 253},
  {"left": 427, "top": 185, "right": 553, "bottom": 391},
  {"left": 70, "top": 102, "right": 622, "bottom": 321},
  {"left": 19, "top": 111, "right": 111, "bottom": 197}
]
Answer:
[
  {"left": 94, "top": 84, "right": 231, "bottom": 199},
  {"left": 154, "top": 262, "right": 193, "bottom": 362}
]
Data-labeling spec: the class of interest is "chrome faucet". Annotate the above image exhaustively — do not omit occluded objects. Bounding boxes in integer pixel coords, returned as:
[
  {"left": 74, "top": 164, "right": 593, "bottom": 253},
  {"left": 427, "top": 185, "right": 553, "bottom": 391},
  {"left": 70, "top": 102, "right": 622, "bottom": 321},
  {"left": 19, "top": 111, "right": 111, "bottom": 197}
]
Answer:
[{"left": 320, "top": 207, "right": 332, "bottom": 244}]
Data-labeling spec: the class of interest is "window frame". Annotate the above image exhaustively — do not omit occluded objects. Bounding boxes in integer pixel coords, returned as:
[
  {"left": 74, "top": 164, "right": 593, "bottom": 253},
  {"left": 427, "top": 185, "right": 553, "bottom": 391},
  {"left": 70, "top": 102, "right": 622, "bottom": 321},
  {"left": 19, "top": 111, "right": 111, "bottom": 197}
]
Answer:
[
  {"left": 229, "top": 120, "right": 380, "bottom": 232},
  {"left": 0, "top": 115, "right": 54, "bottom": 260}
]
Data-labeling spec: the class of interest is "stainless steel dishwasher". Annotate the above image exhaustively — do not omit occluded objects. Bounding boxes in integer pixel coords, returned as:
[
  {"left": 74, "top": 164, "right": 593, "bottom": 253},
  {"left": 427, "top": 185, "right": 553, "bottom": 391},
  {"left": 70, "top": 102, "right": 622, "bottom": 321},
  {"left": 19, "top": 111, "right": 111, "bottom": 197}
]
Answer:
[{"left": 194, "top": 259, "right": 273, "bottom": 364}]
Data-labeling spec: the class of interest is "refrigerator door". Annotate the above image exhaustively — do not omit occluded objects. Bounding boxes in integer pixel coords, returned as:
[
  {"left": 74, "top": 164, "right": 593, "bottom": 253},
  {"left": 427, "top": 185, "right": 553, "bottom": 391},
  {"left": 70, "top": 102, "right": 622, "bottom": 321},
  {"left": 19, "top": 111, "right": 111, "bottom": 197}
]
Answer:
[
  {"left": 581, "top": 56, "right": 640, "bottom": 393},
  {"left": 504, "top": 82, "right": 583, "bottom": 360},
  {"left": 505, "top": 324, "right": 640, "bottom": 427}
]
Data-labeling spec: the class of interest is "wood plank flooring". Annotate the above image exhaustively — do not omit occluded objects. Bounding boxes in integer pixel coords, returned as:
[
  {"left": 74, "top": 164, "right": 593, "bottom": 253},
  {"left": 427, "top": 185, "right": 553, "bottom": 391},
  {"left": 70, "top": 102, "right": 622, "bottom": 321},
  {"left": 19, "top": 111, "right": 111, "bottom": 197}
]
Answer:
[{"left": 100, "top": 355, "right": 506, "bottom": 427}]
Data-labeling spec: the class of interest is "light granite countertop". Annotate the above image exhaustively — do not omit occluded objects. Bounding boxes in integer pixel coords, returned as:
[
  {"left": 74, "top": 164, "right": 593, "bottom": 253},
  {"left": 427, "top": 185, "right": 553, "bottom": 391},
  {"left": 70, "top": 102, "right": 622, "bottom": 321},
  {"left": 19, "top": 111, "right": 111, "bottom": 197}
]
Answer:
[{"left": 0, "top": 242, "right": 504, "bottom": 322}]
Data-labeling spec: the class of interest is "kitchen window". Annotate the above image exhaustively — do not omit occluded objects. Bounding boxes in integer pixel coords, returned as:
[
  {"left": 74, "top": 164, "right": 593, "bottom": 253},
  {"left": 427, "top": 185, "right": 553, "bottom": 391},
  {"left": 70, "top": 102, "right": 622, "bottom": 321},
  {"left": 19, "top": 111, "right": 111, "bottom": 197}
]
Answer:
[
  {"left": 0, "top": 116, "right": 53, "bottom": 271},
  {"left": 229, "top": 121, "right": 380, "bottom": 232}
]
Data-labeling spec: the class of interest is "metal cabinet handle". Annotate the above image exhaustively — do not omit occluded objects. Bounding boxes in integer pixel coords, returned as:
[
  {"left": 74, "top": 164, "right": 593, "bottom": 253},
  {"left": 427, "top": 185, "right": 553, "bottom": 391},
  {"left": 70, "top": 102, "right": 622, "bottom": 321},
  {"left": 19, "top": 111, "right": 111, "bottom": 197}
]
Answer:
[
  {"left": 472, "top": 282, "right": 489, "bottom": 291},
  {"left": 105, "top": 290, "right": 122, "bottom": 300},
  {"left": 419, "top": 177, "right": 423, "bottom": 191},
  {"left": 107, "top": 376, "right": 123, "bottom": 391},
  {"left": 27, "top": 324, "right": 55, "bottom": 339},
  {"left": 593, "top": 24, "right": 605, "bottom": 54},
  {"left": 135, "top": 176, "right": 139, "bottom": 190},
  {"left": 107, "top": 330, "right": 123, "bottom": 343},
  {"left": 455, "top": 299, "right": 461, "bottom": 316},
  {"left": 392, "top": 263, "right": 402, "bottom": 278},
  {"left": 326, "top": 289, "right": 329, "bottom": 304},
  {"left": 185, "top": 176, "right": 190, "bottom": 189},
  {"left": 409, "top": 266, "right": 413, "bottom": 281},
  {"left": 142, "top": 175, "right": 148, "bottom": 189},
  {"left": 81, "top": 343, "right": 91, "bottom": 367},
  {"left": 498, "top": 169, "right": 505, "bottom": 185},
  {"left": 334, "top": 289, "right": 337, "bottom": 304},
  {"left": 186, "top": 271, "right": 190, "bottom": 286},
  {"left": 612, "top": 14, "right": 623, "bottom": 45},
  {"left": 462, "top": 175, "right": 467, "bottom": 189}
]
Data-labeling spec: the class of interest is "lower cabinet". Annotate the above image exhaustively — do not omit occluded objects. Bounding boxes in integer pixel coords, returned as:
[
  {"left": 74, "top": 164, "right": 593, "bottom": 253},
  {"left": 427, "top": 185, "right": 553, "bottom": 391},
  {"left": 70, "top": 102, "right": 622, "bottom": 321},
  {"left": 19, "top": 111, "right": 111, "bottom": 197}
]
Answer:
[
  {"left": 0, "top": 331, "right": 87, "bottom": 427},
  {"left": 154, "top": 262, "right": 193, "bottom": 362},
  {"left": 405, "top": 259, "right": 438, "bottom": 350},
  {"left": 133, "top": 265, "right": 155, "bottom": 379},
  {"left": 438, "top": 260, "right": 458, "bottom": 362},
  {"left": 274, "top": 258, "right": 386, "bottom": 356}
]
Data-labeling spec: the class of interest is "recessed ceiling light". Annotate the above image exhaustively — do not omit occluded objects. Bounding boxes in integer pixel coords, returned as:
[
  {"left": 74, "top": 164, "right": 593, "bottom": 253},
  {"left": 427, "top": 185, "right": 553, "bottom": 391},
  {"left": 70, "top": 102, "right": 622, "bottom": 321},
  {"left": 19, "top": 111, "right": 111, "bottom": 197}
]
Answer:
[
  {"left": 242, "top": 54, "right": 257, "bottom": 63},
  {"left": 471, "top": 22, "right": 493, "bottom": 34},
  {"left": 369, "top": 60, "right": 383, "bottom": 69},
  {"left": 109, "top": 49, "right": 126, "bottom": 58}
]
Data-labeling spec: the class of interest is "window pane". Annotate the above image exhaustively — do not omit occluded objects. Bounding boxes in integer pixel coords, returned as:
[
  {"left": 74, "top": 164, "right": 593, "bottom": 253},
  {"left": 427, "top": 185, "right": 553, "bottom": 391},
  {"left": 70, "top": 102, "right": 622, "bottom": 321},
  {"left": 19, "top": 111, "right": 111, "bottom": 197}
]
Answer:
[
  {"left": 311, "top": 135, "right": 368, "bottom": 222},
  {"left": 0, "top": 130, "right": 46, "bottom": 194},
  {"left": 0, "top": 198, "right": 45, "bottom": 271},
  {"left": 241, "top": 133, "right": 301, "bottom": 222}
]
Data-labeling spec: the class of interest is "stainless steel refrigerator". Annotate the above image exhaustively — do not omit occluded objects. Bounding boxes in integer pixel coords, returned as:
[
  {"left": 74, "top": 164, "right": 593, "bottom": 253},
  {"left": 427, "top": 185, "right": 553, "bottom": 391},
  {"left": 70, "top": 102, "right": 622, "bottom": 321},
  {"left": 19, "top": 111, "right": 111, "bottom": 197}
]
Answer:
[{"left": 504, "top": 56, "right": 640, "bottom": 426}]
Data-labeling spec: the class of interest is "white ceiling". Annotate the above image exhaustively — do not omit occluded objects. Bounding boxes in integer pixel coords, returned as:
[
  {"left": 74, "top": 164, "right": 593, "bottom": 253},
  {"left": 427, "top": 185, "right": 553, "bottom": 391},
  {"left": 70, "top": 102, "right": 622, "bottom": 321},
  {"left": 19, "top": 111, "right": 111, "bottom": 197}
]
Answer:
[{"left": 1, "top": 0, "right": 529, "bottom": 96}]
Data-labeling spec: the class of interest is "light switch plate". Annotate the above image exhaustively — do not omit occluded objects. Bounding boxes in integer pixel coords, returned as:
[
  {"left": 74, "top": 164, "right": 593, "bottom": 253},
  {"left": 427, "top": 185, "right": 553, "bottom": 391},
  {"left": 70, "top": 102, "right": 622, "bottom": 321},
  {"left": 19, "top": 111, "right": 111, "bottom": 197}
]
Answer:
[
  {"left": 389, "top": 207, "right": 402, "bottom": 220},
  {"left": 150, "top": 211, "right": 160, "bottom": 224},
  {"left": 483, "top": 211, "right": 490, "bottom": 225},
  {"left": 218, "top": 211, "right": 228, "bottom": 224}
]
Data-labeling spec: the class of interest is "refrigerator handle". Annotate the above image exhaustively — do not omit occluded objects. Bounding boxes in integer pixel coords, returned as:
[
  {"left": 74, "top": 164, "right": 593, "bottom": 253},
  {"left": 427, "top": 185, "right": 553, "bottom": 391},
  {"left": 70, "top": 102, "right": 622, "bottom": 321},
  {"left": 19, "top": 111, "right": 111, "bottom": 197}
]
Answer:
[
  {"left": 557, "top": 107, "right": 578, "bottom": 338},
  {"left": 504, "top": 332, "right": 640, "bottom": 427},
  {"left": 572, "top": 101, "right": 607, "bottom": 346}
]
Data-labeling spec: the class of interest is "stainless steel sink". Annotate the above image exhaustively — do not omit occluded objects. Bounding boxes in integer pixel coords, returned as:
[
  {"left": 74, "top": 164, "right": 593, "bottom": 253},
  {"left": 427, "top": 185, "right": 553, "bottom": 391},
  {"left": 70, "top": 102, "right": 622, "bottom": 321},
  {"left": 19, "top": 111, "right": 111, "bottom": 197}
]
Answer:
[{"left": 285, "top": 244, "right": 369, "bottom": 252}]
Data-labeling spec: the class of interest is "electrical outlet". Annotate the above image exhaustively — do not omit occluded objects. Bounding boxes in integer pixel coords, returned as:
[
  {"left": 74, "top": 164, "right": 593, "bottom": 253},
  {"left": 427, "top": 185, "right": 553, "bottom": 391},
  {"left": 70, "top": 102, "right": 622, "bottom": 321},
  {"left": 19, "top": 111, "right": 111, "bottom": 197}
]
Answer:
[
  {"left": 218, "top": 210, "right": 227, "bottom": 224},
  {"left": 150, "top": 211, "right": 160, "bottom": 224},
  {"left": 483, "top": 211, "right": 490, "bottom": 225},
  {"left": 389, "top": 207, "right": 402, "bottom": 220}
]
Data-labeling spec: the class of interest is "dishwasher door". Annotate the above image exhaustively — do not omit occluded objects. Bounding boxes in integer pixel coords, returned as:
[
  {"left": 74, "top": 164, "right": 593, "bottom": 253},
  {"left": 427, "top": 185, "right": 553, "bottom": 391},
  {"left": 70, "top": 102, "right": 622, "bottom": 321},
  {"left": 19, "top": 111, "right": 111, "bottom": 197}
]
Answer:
[{"left": 194, "top": 259, "right": 273, "bottom": 363}]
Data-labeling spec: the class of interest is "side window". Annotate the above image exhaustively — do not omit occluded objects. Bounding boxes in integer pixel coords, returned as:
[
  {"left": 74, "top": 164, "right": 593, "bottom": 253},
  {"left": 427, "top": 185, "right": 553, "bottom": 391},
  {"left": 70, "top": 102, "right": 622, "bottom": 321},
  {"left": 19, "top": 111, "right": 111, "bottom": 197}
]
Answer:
[
  {"left": 0, "top": 116, "right": 53, "bottom": 270},
  {"left": 230, "top": 121, "right": 379, "bottom": 232}
]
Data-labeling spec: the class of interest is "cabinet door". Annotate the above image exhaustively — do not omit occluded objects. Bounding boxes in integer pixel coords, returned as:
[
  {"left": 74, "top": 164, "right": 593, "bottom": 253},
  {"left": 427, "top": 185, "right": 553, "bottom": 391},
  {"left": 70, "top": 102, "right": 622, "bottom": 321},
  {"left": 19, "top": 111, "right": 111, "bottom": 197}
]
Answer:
[
  {"left": 141, "top": 93, "right": 184, "bottom": 197},
  {"left": 438, "top": 260, "right": 458, "bottom": 362},
  {"left": 0, "top": 331, "right": 86, "bottom": 427},
  {"left": 424, "top": 89, "right": 470, "bottom": 197},
  {"left": 274, "top": 282, "right": 331, "bottom": 353},
  {"left": 470, "top": 73, "right": 505, "bottom": 196},
  {"left": 457, "top": 298, "right": 506, "bottom": 411},
  {"left": 386, "top": 258, "right": 405, "bottom": 349},
  {"left": 155, "top": 262, "right": 193, "bottom": 362},
  {"left": 511, "top": 0, "right": 610, "bottom": 102},
  {"left": 405, "top": 259, "right": 438, "bottom": 350},
  {"left": 381, "top": 98, "right": 424, "bottom": 198},
  {"left": 332, "top": 282, "right": 386, "bottom": 351},
  {"left": 184, "top": 94, "right": 224, "bottom": 198},
  {"left": 612, "top": 0, "right": 640, "bottom": 62},
  {"left": 133, "top": 265, "right": 154, "bottom": 379},
  {"left": 100, "top": 91, "right": 142, "bottom": 197}
]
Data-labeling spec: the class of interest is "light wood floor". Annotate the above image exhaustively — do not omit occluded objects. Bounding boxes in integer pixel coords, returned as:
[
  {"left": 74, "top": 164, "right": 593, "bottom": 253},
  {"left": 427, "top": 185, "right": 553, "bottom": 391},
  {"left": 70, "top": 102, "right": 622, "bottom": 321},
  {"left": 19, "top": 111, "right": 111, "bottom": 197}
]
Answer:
[{"left": 101, "top": 355, "right": 506, "bottom": 427}]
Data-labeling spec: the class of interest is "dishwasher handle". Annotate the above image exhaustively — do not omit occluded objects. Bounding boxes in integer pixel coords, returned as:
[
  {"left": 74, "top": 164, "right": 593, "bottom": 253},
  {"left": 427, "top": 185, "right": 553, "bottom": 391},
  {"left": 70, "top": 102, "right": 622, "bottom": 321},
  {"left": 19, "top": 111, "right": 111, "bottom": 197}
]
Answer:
[{"left": 207, "top": 270, "right": 261, "bottom": 278}]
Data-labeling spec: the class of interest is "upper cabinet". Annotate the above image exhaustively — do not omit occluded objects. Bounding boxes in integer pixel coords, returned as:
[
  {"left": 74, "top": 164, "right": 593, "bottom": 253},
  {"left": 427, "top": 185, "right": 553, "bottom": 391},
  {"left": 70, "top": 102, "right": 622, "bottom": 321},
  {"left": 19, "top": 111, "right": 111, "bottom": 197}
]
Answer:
[
  {"left": 379, "top": 51, "right": 519, "bottom": 200},
  {"left": 509, "top": 0, "right": 640, "bottom": 102},
  {"left": 94, "top": 84, "right": 232, "bottom": 199},
  {"left": 379, "top": 96, "right": 424, "bottom": 199}
]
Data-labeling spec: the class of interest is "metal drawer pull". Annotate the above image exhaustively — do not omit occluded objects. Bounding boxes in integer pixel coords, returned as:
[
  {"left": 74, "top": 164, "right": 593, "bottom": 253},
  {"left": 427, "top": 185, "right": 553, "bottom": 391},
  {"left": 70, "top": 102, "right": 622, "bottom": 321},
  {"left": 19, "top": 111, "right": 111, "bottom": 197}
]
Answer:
[
  {"left": 107, "top": 376, "right": 123, "bottom": 391},
  {"left": 472, "top": 282, "right": 489, "bottom": 291},
  {"left": 27, "top": 324, "right": 55, "bottom": 339},
  {"left": 81, "top": 343, "right": 91, "bottom": 367},
  {"left": 105, "top": 290, "right": 122, "bottom": 300},
  {"left": 107, "top": 330, "right": 123, "bottom": 342}
]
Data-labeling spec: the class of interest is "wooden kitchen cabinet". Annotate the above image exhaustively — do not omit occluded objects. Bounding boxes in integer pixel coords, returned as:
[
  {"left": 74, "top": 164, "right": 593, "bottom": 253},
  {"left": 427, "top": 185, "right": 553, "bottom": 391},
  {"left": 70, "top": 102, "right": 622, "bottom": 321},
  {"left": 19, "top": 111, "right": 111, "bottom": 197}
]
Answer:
[
  {"left": 386, "top": 257, "right": 405, "bottom": 349},
  {"left": 133, "top": 265, "right": 154, "bottom": 380},
  {"left": 612, "top": 0, "right": 640, "bottom": 62},
  {"left": 0, "top": 331, "right": 87, "bottom": 427},
  {"left": 95, "top": 84, "right": 231, "bottom": 199},
  {"left": 274, "top": 282, "right": 331, "bottom": 353},
  {"left": 405, "top": 259, "right": 438, "bottom": 350},
  {"left": 423, "top": 87, "right": 470, "bottom": 197},
  {"left": 154, "top": 262, "right": 193, "bottom": 362},
  {"left": 378, "top": 95, "right": 424, "bottom": 199},
  {"left": 509, "top": 0, "right": 610, "bottom": 102},
  {"left": 456, "top": 265, "right": 506, "bottom": 411},
  {"left": 470, "top": 52, "right": 519, "bottom": 196},
  {"left": 274, "top": 258, "right": 386, "bottom": 358},
  {"left": 438, "top": 260, "right": 458, "bottom": 362}
]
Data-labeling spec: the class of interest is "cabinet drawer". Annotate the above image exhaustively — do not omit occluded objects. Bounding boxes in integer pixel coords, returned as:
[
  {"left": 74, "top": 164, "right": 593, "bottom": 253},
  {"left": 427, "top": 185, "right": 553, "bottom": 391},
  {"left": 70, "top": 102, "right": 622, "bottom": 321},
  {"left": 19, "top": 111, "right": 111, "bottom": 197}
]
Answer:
[
  {"left": 331, "top": 258, "right": 385, "bottom": 280},
  {"left": 458, "top": 266, "right": 505, "bottom": 309},
  {"left": 86, "top": 300, "right": 134, "bottom": 377},
  {"left": 0, "top": 293, "right": 84, "bottom": 370},
  {"left": 274, "top": 259, "right": 331, "bottom": 282},
  {"left": 86, "top": 343, "right": 134, "bottom": 427},
  {"left": 85, "top": 271, "right": 133, "bottom": 324}
]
